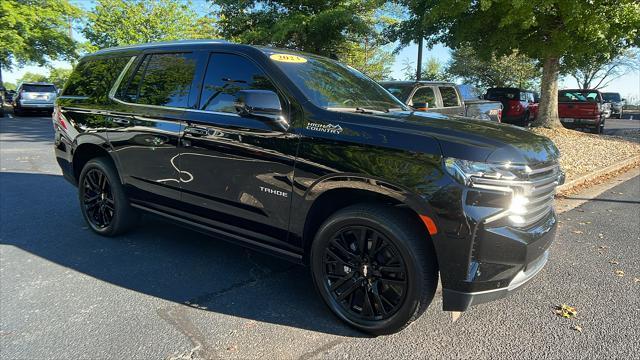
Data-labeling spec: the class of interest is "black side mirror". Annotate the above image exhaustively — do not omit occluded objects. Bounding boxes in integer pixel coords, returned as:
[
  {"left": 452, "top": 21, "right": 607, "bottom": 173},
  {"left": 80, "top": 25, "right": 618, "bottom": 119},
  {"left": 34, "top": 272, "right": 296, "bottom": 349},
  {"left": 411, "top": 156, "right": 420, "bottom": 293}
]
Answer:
[{"left": 235, "top": 90, "right": 288, "bottom": 130}]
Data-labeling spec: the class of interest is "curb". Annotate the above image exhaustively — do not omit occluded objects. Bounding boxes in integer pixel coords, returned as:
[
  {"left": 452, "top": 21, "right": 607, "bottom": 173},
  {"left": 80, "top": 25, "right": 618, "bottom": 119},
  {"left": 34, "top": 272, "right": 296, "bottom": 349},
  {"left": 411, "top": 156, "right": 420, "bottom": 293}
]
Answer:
[{"left": 556, "top": 155, "right": 640, "bottom": 194}]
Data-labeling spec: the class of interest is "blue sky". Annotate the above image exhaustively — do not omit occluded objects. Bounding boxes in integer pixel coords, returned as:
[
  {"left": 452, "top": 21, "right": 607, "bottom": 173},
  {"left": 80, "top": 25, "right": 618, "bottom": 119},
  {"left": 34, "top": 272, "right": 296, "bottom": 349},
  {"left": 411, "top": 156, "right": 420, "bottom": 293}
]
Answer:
[{"left": 4, "top": 0, "right": 639, "bottom": 103}]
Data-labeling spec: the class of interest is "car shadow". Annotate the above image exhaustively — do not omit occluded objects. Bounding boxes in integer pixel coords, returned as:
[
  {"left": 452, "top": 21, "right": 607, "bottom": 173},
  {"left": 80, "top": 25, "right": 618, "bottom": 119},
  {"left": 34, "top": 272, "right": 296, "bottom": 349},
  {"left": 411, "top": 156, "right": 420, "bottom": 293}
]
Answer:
[
  {"left": 0, "top": 111, "right": 55, "bottom": 144},
  {"left": 0, "top": 171, "right": 365, "bottom": 337}
]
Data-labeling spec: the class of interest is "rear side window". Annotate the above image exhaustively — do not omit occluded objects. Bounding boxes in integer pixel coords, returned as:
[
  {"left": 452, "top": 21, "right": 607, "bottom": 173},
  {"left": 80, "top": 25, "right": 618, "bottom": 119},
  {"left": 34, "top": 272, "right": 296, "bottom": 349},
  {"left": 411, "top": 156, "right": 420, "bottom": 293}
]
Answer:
[
  {"left": 63, "top": 56, "right": 130, "bottom": 102},
  {"left": 117, "top": 53, "right": 197, "bottom": 108},
  {"left": 199, "top": 53, "right": 278, "bottom": 113},
  {"left": 439, "top": 86, "right": 460, "bottom": 107},
  {"left": 22, "top": 84, "right": 56, "bottom": 93},
  {"left": 411, "top": 87, "right": 436, "bottom": 107}
]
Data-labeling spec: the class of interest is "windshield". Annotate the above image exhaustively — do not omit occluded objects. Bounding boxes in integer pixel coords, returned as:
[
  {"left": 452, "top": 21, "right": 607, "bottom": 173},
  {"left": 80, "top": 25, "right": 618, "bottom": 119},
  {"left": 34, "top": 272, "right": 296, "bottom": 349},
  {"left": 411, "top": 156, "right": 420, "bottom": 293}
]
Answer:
[
  {"left": 22, "top": 84, "right": 56, "bottom": 93},
  {"left": 380, "top": 83, "right": 413, "bottom": 102},
  {"left": 602, "top": 93, "right": 621, "bottom": 102},
  {"left": 265, "top": 50, "right": 407, "bottom": 112},
  {"left": 559, "top": 90, "right": 600, "bottom": 102}
]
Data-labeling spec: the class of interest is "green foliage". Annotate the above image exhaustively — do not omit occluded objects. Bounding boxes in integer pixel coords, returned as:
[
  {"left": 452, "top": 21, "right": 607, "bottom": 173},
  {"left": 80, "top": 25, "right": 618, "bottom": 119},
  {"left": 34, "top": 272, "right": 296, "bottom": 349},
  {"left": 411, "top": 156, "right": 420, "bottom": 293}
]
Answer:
[
  {"left": 447, "top": 46, "right": 540, "bottom": 89},
  {"left": 388, "top": 0, "right": 640, "bottom": 127},
  {"left": 399, "top": 57, "right": 449, "bottom": 81},
  {"left": 47, "top": 67, "right": 73, "bottom": 89},
  {"left": 214, "top": 0, "right": 394, "bottom": 79},
  {"left": 0, "top": 0, "right": 81, "bottom": 70},
  {"left": 17, "top": 72, "right": 48, "bottom": 84},
  {"left": 3, "top": 82, "right": 16, "bottom": 90},
  {"left": 82, "top": 0, "right": 218, "bottom": 51}
]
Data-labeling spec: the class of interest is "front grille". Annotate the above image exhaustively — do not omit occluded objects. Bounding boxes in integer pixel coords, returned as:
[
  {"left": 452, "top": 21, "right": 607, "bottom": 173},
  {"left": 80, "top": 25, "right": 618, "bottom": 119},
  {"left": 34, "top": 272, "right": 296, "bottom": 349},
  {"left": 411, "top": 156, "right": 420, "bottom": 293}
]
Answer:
[{"left": 472, "top": 162, "right": 563, "bottom": 228}]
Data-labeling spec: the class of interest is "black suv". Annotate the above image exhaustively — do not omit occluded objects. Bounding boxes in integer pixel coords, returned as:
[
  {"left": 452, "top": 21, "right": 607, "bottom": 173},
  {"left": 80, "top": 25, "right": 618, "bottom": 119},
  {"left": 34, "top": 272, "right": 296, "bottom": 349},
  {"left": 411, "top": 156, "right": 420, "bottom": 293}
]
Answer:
[{"left": 54, "top": 40, "right": 563, "bottom": 335}]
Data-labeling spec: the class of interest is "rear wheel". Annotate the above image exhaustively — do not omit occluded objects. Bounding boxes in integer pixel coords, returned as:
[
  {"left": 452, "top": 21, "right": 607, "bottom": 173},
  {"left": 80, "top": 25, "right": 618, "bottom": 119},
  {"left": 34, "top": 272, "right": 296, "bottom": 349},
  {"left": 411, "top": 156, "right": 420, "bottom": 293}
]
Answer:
[
  {"left": 310, "top": 204, "right": 438, "bottom": 335},
  {"left": 78, "top": 157, "right": 138, "bottom": 236}
]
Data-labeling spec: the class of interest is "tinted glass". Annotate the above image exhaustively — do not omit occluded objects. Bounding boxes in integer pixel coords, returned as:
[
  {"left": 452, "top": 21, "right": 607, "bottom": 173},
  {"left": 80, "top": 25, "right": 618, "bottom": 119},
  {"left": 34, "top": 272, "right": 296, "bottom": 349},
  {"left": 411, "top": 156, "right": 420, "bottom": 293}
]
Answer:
[
  {"left": 266, "top": 51, "right": 407, "bottom": 112},
  {"left": 199, "top": 53, "right": 278, "bottom": 113},
  {"left": 381, "top": 84, "right": 413, "bottom": 102},
  {"left": 22, "top": 84, "right": 56, "bottom": 92},
  {"left": 117, "top": 55, "right": 150, "bottom": 102},
  {"left": 64, "top": 57, "right": 130, "bottom": 102},
  {"left": 439, "top": 86, "right": 460, "bottom": 107},
  {"left": 486, "top": 88, "right": 518, "bottom": 100},
  {"left": 135, "top": 53, "right": 196, "bottom": 108},
  {"left": 412, "top": 87, "right": 436, "bottom": 107},
  {"left": 458, "top": 84, "right": 481, "bottom": 101},
  {"left": 558, "top": 90, "right": 599, "bottom": 102},
  {"left": 602, "top": 93, "right": 621, "bottom": 102}
]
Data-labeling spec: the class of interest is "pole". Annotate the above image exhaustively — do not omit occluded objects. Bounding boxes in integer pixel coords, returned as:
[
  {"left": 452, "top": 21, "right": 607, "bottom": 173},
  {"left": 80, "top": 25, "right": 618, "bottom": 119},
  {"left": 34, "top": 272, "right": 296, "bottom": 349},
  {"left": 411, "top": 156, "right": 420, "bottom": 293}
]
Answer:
[{"left": 416, "top": 37, "right": 423, "bottom": 81}]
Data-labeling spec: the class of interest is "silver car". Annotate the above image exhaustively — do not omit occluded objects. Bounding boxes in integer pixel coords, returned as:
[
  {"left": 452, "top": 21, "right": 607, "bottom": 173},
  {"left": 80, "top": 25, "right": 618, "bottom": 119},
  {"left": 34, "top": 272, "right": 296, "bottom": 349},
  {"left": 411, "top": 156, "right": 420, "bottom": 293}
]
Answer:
[
  {"left": 602, "top": 92, "right": 625, "bottom": 119},
  {"left": 13, "top": 82, "right": 57, "bottom": 115}
]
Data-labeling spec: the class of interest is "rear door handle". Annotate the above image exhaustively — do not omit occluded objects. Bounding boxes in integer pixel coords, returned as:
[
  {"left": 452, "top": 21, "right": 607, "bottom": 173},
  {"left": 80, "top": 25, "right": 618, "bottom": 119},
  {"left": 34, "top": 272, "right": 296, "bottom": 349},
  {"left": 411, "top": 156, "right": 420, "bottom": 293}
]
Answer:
[
  {"left": 184, "top": 126, "right": 209, "bottom": 137},
  {"left": 109, "top": 116, "right": 131, "bottom": 125}
]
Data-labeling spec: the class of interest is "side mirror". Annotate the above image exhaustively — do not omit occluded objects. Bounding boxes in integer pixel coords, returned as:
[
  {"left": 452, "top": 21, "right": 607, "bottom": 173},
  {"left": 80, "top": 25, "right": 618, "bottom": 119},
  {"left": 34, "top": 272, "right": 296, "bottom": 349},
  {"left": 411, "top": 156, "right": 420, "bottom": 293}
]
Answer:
[
  {"left": 412, "top": 102, "right": 429, "bottom": 111},
  {"left": 234, "top": 90, "right": 289, "bottom": 130}
]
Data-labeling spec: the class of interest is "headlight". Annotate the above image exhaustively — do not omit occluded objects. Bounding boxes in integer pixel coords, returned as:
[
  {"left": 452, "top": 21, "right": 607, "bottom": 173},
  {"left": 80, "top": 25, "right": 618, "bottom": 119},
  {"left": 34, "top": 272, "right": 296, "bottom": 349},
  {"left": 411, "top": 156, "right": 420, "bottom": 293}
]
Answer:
[{"left": 443, "top": 157, "right": 527, "bottom": 186}]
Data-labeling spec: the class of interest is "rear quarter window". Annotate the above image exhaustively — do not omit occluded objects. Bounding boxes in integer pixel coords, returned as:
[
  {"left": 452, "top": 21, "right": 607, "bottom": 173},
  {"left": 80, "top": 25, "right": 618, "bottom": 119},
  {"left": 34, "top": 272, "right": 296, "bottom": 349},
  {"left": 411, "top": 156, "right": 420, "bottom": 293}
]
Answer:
[
  {"left": 63, "top": 56, "right": 132, "bottom": 103},
  {"left": 439, "top": 86, "right": 460, "bottom": 107}
]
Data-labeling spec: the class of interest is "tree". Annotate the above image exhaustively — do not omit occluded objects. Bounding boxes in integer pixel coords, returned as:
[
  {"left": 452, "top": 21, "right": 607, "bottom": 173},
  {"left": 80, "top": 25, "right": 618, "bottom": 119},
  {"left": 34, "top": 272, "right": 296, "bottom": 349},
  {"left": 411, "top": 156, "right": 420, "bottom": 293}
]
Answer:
[
  {"left": 447, "top": 46, "right": 540, "bottom": 90},
  {"left": 82, "top": 0, "right": 217, "bottom": 51},
  {"left": 0, "top": 0, "right": 80, "bottom": 83},
  {"left": 17, "top": 72, "right": 48, "bottom": 84},
  {"left": 565, "top": 49, "right": 639, "bottom": 89},
  {"left": 47, "top": 67, "right": 73, "bottom": 89},
  {"left": 387, "top": 1, "right": 640, "bottom": 128},
  {"left": 3, "top": 82, "right": 16, "bottom": 90},
  {"left": 400, "top": 57, "right": 449, "bottom": 81},
  {"left": 214, "top": 0, "right": 394, "bottom": 75}
]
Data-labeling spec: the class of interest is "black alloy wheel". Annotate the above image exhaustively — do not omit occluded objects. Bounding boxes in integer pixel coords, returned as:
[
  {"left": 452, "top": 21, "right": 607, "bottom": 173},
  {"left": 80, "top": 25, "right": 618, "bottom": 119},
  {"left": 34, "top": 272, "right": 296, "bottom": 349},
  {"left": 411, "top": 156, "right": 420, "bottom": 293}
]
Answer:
[
  {"left": 82, "top": 168, "right": 115, "bottom": 229},
  {"left": 311, "top": 204, "right": 438, "bottom": 335},
  {"left": 322, "top": 226, "right": 408, "bottom": 321},
  {"left": 78, "top": 157, "right": 138, "bottom": 236}
]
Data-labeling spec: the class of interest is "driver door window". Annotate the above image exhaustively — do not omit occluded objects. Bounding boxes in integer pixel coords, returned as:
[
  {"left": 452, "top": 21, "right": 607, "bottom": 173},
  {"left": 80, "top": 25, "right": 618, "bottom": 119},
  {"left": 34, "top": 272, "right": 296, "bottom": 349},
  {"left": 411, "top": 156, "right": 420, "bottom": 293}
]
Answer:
[
  {"left": 411, "top": 87, "right": 437, "bottom": 108},
  {"left": 199, "top": 53, "right": 280, "bottom": 113}
]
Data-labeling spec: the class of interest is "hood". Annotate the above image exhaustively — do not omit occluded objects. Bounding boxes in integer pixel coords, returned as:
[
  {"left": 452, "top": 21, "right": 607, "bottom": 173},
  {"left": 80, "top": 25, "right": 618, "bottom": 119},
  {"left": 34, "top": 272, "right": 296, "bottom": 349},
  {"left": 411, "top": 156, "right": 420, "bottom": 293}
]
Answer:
[{"left": 339, "top": 111, "right": 560, "bottom": 166}]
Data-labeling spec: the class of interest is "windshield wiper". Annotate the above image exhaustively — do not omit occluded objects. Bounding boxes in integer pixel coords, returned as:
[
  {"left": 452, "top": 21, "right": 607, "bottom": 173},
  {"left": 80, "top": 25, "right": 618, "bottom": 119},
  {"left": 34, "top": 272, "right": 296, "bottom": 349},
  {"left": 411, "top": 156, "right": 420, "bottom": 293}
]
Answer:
[{"left": 355, "top": 107, "right": 387, "bottom": 114}]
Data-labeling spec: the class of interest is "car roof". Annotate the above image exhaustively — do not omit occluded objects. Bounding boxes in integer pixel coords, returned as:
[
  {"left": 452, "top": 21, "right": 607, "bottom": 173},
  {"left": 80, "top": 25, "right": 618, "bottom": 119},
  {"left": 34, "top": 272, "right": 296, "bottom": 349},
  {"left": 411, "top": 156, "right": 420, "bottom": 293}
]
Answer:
[
  {"left": 19, "top": 82, "right": 56, "bottom": 87},
  {"left": 379, "top": 81, "right": 455, "bottom": 86}
]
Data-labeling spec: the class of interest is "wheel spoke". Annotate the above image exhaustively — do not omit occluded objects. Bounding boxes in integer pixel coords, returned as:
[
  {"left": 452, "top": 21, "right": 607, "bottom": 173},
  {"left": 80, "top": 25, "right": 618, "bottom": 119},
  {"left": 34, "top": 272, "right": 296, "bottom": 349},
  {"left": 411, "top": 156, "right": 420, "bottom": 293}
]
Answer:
[
  {"left": 362, "top": 288, "right": 373, "bottom": 316},
  {"left": 331, "top": 239, "right": 357, "bottom": 262},
  {"left": 371, "top": 286, "right": 388, "bottom": 316},
  {"left": 329, "top": 271, "right": 356, "bottom": 291},
  {"left": 357, "top": 228, "right": 367, "bottom": 255},
  {"left": 336, "top": 280, "right": 361, "bottom": 301}
]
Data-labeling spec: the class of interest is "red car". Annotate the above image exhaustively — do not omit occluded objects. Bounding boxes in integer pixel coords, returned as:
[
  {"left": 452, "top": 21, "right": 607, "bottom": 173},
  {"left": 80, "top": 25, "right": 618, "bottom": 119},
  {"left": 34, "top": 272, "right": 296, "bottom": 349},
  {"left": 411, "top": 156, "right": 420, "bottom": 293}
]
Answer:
[
  {"left": 558, "top": 89, "right": 609, "bottom": 134},
  {"left": 485, "top": 87, "right": 538, "bottom": 126}
]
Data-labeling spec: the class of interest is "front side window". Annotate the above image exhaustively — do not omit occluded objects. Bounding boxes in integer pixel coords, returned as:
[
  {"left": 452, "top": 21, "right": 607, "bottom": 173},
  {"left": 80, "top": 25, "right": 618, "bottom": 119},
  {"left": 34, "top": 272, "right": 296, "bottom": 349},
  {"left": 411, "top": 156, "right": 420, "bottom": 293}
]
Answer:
[
  {"left": 117, "top": 53, "right": 197, "bottom": 108},
  {"left": 199, "top": 53, "right": 279, "bottom": 113},
  {"left": 439, "top": 86, "right": 460, "bottom": 107},
  {"left": 411, "top": 87, "right": 436, "bottom": 108}
]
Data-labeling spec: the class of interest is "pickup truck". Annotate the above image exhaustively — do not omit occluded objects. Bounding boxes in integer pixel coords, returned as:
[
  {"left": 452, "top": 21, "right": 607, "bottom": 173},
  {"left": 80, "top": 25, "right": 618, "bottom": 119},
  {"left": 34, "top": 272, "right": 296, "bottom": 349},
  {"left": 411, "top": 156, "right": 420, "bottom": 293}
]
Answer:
[
  {"left": 380, "top": 81, "right": 503, "bottom": 122},
  {"left": 558, "top": 89, "right": 611, "bottom": 134},
  {"left": 484, "top": 87, "right": 538, "bottom": 127}
]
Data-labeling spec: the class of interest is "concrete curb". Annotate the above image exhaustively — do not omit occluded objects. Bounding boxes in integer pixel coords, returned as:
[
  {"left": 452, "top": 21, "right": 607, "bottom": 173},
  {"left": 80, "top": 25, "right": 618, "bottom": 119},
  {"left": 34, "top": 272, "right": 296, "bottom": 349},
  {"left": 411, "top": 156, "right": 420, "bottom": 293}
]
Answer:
[{"left": 556, "top": 155, "right": 640, "bottom": 194}]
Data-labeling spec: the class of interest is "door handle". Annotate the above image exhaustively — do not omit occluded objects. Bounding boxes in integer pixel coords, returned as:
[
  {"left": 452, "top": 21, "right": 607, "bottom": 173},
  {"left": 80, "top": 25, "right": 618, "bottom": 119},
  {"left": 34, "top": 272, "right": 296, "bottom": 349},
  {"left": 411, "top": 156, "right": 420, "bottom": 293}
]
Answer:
[
  {"left": 184, "top": 126, "right": 209, "bottom": 137},
  {"left": 109, "top": 116, "right": 131, "bottom": 125}
]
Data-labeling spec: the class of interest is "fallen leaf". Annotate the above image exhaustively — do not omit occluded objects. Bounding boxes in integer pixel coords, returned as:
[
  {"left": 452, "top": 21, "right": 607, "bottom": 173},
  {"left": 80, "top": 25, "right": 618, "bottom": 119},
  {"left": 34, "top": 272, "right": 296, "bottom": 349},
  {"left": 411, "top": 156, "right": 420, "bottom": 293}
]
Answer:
[
  {"left": 609, "top": 259, "right": 619, "bottom": 265},
  {"left": 634, "top": 278, "right": 640, "bottom": 283},
  {"left": 598, "top": 233, "right": 604, "bottom": 238},
  {"left": 227, "top": 345, "right": 238, "bottom": 352},
  {"left": 572, "top": 230, "right": 584, "bottom": 234},
  {"left": 554, "top": 304, "right": 577, "bottom": 319},
  {"left": 572, "top": 325, "right": 583, "bottom": 333},
  {"left": 615, "top": 270, "right": 625, "bottom": 277}
]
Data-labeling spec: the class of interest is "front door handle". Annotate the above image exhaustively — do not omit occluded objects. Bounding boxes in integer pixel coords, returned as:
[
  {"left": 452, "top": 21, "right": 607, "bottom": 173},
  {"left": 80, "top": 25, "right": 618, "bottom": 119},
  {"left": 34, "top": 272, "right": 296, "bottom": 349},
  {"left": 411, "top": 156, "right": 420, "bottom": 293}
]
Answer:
[
  {"left": 109, "top": 116, "right": 131, "bottom": 125},
  {"left": 184, "top": 126, "right": 209, "bottom": 137}
]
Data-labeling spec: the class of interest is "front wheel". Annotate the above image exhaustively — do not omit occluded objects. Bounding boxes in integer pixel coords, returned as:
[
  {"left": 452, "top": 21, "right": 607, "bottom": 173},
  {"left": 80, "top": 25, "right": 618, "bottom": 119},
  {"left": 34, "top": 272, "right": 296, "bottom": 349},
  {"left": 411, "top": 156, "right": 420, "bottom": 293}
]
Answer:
[
  {"left": 78, "top": 157, "right": 138, "bottom": 236},
  {"left": 310, "top": 204, "right": 438, "bottom": 335}
]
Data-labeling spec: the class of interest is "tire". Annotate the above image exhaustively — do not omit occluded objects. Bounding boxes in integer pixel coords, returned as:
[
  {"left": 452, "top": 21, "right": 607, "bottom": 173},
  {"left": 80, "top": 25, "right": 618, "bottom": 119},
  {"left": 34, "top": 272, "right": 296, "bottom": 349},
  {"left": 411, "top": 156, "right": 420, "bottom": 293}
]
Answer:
[
  {"left": 78, "top": 157, "right": 138, "bottom": 236},
  {"left": 310, "top": 204, "right": 438, "bottom": 335},
  {"left": 13, "top": 107, "right": 21, "bottom": 117}
]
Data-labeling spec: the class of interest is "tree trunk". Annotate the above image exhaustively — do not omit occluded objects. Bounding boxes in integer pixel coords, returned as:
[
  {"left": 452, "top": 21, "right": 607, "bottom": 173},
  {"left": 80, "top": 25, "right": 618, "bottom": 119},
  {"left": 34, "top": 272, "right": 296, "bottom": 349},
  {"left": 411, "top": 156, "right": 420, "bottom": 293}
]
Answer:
[{"left": 533, "top": 56, "right": 563, "bottom": 128}]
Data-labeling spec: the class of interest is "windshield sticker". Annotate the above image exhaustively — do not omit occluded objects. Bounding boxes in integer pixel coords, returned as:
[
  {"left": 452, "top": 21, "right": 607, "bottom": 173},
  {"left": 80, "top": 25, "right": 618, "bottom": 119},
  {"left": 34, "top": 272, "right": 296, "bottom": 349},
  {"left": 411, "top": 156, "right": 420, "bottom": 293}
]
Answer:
[
  {"left": 270, "top": 54, "right": 307, "bottom": 63},
  {"left": 306, "top": 122, "right": 343, "bottom": 134}
]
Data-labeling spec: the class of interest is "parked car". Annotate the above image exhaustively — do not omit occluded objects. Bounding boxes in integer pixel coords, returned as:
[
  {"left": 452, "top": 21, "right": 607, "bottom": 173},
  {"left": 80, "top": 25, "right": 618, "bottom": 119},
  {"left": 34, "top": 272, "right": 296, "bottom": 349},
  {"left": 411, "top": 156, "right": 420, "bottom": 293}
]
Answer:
[
  {"left": 4, "top": 89, "right": 16, "bottom": 104},
  {"left": 380, "top": 81, "right": 502, "bottom": 122},
  {"left": 558, "top": 89, "right": 610, "bottom": 134},
  {"left": 12, "top": 82, "right": 57, "bottom": 116},
  {"left": 601, "top": 92, "right": 625, "bottom": 118},
  {"left": 484, "top": 87, "right": 538, "bottom": 126},
  {"left": 55, "top": 40, "right": 563, "bottom": 335}
]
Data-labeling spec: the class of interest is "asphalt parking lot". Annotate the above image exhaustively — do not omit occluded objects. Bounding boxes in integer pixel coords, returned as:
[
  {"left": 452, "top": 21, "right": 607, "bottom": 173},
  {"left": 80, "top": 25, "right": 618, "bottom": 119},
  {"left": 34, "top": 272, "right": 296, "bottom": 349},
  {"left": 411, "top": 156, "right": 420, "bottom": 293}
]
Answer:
[{"left": 1, "top": 112, "right": 639, "bottom": 359}]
